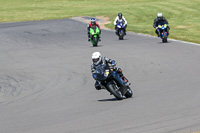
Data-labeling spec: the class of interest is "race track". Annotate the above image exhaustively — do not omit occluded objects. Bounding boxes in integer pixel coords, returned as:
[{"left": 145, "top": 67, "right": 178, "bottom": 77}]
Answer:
[{"left": 0, "top": 19, "right": 200, "bottom": 133}]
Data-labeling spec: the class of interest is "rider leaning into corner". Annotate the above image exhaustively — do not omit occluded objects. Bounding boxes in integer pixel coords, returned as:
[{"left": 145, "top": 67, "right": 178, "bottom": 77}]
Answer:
[
  {"left": 153, "top": 13, "right": 170, "bottom": 37},
  {"left": 114, "top": 13, "right": 127, "bottom": 35},
  {"left": 91, "top": 52, "right": 129, "bottom": 90},
  {"left": 87, "top": 18, "right": 101, "bottom": 41}
]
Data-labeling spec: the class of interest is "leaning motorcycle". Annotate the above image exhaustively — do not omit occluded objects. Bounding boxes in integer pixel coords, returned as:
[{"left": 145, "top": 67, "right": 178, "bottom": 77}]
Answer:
[
  {"left": 89, "top": 26, "right": 100, "bottom": 47},
  {"left": 116, "top": 21, "right": 126, "bottom": 40},
  {"left": 158, "top": 23, "right": 168, "bottom": 43},
  {"left": 92, "top": 64, "right": 133, "bottom": 100}
]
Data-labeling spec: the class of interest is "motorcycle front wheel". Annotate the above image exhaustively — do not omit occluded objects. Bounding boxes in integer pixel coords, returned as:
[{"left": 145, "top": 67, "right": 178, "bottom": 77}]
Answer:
[
  {"left": 119, "top": 30, "right": 124, "bottom": 40},
  {"left": 107, "top": 83, "right": 123, "bottom": 100},
  {"left": 162, "top": 32, "right": 167, "bottom": 43},
  {"left": 92, "top": 37, "right": 98, "bottom": 47}
]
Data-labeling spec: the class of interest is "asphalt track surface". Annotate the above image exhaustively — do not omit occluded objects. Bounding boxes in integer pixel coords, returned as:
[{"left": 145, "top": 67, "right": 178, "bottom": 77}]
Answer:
[{"left": 0, "top": 19, "right": 200, "bottom": 133}]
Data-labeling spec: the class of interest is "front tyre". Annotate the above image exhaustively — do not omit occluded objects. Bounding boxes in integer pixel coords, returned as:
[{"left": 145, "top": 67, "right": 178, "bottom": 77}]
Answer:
[
  {"left": 93, "top": 37, "right": 98, "bottom": 47},
  {"left": 119, "top": 30, "right": 124, "bottom": 40},
  {"left": 163, "top": 33, "right": 168, "bottom": 43},
  {"left": 125, "top": 86, "right": 133, "bottom": 98},
  {"left": 162, "top": 32, "right": 167, "bottom": 43},
  {"left": 108, "top": 83, "right": 123, "bottom": 100},
  {"left": 119, "top": 36, "right": 124, "bottom": 40}
]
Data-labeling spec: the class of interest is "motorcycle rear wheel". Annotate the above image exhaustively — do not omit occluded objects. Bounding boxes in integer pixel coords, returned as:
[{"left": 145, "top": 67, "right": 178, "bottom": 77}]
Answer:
[{"left": 125, "top": 86, "right": 133, "bottom": 98}]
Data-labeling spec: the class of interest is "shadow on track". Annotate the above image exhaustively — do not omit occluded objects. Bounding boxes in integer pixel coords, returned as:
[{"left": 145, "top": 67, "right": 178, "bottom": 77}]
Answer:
[
  {"left": 157, "top": 40, "right": 171, "bottom": 44},
  {"left": 97, "top": 98, "right": 118, "bottom": 102},
  {"left": 90, "top": 45, "right": 103, "bottom": 48}
]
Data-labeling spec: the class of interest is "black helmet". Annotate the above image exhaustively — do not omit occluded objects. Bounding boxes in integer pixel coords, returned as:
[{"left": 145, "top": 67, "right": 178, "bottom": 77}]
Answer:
[
  {"left": 90, "top": 18, "right": 96, "bottom": 26},
  {"left": 118, "top": 13, "right": 122, "bottom": 19}
]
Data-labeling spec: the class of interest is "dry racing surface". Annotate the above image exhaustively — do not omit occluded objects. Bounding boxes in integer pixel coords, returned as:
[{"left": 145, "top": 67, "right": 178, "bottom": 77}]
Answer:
[{"left": 0, "top": 19, "right": 200, "bottom": 133}]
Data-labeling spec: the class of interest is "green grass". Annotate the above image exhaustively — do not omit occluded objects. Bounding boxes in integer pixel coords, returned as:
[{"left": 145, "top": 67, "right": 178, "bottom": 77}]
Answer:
[{"left": 0, "top": 0, "right": 199, "bottom": 43}]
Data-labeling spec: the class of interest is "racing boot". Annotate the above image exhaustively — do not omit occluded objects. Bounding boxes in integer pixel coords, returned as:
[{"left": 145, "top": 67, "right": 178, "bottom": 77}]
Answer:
[
  {"left": 156, "top": 29, "right": 160, "bottom": 37},
  {"left": 98, "top": 35, "right": 101, "bottom": 41},
  {"left": 115, "top": 29, "right": 119, "bottom": 35},
  {"left": 95, "top": 81, "right": 103, "bottom": 90},
  {"left": 99, "top": 30, "right": 101, "bottom": 41},
  {"left": 116, "top": 68, "right": 129, "bottom": 86},
  {"left": 115, "top": 31, "right": 118, "bottom": 35},
  {"left": 88, "top": 33, "right": 90, "bottom": 41}
]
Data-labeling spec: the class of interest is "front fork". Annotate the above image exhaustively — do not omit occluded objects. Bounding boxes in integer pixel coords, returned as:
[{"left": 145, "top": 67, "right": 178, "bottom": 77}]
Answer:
[
  {"left": 112, "top": 71, "right": 124, "bottom": 85},
  {"left": 112, "top": 71, "right": 128, "bottom": 95}
]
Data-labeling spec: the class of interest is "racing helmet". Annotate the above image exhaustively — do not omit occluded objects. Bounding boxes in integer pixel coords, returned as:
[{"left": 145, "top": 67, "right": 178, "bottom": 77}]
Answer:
[
  {"left": 157, "top": 13, "right": 163, "bottom": 20},
  {"left": 92, "top": 52, "right": 102, "bottom": 65},
  {"left": 90, "top": 18, "right": 96, "bottom": 26},
  {"left": 118, "top": 13, "right": 122, "bottom": 19}
]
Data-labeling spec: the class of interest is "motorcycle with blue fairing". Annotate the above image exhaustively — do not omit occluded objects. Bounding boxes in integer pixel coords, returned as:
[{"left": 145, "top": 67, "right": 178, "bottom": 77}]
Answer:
[
  {"left": 92, "top": 64, "right": 133, "bottom": 100},
  {"left": 158, "top": 23, "right": 169, "bottom": 43},
  {"left": 116, "top": 20, "right": 126, "bottom": 40}
]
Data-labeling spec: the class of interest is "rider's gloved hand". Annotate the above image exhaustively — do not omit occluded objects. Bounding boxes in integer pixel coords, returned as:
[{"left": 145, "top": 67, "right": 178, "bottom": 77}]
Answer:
[
  {"left": 110, "top": 60, "right": 116, "bottom": 67},
  {"left": 91, "top": 68, "right": 95, "bottom": 73},
  {"left": 116, "top": 67, "right": 122, "bottom": 73},
  {"left": 104, "top": 57, "right": 109, "bottom": 62}
]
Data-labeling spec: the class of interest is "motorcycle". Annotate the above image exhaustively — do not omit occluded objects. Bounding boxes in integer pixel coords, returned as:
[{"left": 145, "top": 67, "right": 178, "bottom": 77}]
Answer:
[
  {"left": 158, "top": 23, "right": 168, "bottom": 43},
  {"left": 92, "top": 64, "right": 133, "bottom": 100},
  {"left": 116, "top": 21, "right": 126, "bottom": 40},
  {"left": 89, "top": 26, "right": 100, "bottom": 47}
]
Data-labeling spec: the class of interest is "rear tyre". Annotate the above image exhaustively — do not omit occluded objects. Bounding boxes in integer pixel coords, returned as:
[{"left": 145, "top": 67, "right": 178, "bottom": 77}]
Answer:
[
  {"left": 125, "top": 86, "right": 133, "bottom": 98},
  {"left": 119, "top": 36, "right": 124, "bottom": 40},
  {"left": 108, "top": 83, "right": 123, "bottom": 100}
]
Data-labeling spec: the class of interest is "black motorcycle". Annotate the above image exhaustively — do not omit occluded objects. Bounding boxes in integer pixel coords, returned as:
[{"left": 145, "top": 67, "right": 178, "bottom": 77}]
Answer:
[{"left": 92, "top": 64, "right": 133, "bottom": 100}]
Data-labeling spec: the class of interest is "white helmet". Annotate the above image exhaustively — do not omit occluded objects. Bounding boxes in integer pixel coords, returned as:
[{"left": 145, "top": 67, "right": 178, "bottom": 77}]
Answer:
[
  {"left": 92, "top": 52, "right": 102, "bottom": 65},
  {"left": 157, "top": 13, "right": 163, "bottom": 18}
]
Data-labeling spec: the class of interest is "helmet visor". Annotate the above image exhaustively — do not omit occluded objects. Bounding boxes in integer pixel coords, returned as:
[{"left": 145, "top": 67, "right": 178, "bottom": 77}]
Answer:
[
  {"left": 118, "top": 13, "right": 122, "bottom": 19},
  {"left": 93, "top": 58, "right": 99, "bottom": 63},
  {"left": 158, "top": 17, "right": 163, "bottom": 20},
  {"left": 91, "top": 22, "right": 95, "bottom": 25}
]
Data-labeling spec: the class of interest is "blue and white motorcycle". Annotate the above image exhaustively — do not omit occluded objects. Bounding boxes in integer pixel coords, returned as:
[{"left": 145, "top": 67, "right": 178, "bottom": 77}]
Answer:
[
  {"left": 116, "top": 21, "right": 126, "bottom": 40},
  {"left": 92, "top": 64, "right": 133, "bottom": 100}
]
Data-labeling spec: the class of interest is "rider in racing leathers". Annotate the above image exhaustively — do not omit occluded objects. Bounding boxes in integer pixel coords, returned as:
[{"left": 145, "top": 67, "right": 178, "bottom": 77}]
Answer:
[
  {"left": 114, "top": 13, "right": 127, "bottom": 35},
  {"left": 87, "top": 18, "right": 101, "bottom": 41},
  {"left": 91, "top": 52, "right": 129, "bottom": 90},
  {"left": 153, "top": 13, "right": 170, "bottom": 37}
]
